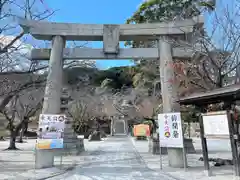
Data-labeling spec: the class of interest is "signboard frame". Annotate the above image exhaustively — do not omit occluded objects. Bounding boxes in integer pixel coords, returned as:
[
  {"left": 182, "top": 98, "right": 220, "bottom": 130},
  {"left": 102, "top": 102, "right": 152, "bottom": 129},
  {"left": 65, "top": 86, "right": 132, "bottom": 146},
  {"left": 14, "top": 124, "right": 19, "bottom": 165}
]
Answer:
[
  {"left": 36, "top": 114, "right": 66, "bottom": 150},
  {"left": 158, "top": 112, "right": 184, "bottom": 148},
  {"left": 158, "top": 112, "right": 186, "bottom": 170},
  {"left": 202, "top": 111, "right": 229, "bottom": 139}
]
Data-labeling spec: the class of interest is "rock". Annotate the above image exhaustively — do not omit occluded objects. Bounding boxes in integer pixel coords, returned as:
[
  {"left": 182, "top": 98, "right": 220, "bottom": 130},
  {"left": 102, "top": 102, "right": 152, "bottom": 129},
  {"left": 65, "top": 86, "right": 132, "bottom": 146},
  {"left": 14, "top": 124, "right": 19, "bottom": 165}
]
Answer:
[
  {"left": 0, "top": 136, "right": 5, "bottom": 141},
  {"left": 88, "top": 131, "right": 101, "bottom": 141},
  {"left": 24, "top": 131, "right": 37, "bottom": 138},
  {"left": 214, "top": 158, "right": 233, "bottom": 166},
  {"left": 100, "top": 131, "right": 107, "bottom": 138},
  {"left": 83, "top": 131, "right": 91, "bottom": 139},
  {"left": 199, "top": 157, "right": 233, "bottom": 166}
]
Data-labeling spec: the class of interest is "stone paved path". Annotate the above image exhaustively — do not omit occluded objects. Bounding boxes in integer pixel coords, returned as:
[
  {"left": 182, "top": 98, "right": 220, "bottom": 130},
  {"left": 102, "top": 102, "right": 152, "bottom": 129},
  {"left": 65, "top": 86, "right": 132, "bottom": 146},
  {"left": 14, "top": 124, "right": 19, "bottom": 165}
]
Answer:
[{"left": 48, "top": 136, "right": 172, "bottom": 180}]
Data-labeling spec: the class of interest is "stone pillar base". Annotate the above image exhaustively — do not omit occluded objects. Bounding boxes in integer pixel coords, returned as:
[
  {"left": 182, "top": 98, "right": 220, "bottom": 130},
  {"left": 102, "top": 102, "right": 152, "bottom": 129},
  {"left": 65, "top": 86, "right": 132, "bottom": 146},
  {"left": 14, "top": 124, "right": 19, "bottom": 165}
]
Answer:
[
  {"left": 35, "top": 150, "right": 54, "bottom": 169},
  {"left": 168, "top": 148, "right": 187, "bottom": 168}
]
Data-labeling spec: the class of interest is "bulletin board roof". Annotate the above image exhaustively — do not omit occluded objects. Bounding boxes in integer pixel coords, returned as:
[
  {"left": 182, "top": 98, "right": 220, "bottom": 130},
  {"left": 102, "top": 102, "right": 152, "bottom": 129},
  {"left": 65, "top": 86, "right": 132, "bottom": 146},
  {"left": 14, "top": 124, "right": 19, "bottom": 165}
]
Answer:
[{"left": 178, "top": 84, "right": 240, "bottom": 105}]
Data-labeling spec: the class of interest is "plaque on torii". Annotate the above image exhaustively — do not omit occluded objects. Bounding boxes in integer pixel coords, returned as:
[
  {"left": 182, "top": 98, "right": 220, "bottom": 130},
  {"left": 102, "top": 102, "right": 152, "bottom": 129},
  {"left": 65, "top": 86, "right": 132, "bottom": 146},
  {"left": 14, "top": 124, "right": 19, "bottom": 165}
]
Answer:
[{"left": 103, "top": 24, "right": 120, "bottom": 54}]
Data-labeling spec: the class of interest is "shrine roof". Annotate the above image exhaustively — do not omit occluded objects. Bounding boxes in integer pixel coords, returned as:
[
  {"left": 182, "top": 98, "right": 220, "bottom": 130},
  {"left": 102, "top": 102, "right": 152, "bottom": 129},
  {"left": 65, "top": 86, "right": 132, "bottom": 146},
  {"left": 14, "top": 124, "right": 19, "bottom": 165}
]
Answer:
[{"left": 178, "top": 84, "right": 240, "bottom": 106}]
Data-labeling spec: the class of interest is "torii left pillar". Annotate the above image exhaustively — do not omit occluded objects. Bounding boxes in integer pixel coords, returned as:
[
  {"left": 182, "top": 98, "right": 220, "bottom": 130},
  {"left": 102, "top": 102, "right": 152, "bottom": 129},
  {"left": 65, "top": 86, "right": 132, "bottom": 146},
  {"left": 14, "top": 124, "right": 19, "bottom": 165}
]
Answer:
[{"left": 35, "top": 36, "right": 65, "bottom": 169}]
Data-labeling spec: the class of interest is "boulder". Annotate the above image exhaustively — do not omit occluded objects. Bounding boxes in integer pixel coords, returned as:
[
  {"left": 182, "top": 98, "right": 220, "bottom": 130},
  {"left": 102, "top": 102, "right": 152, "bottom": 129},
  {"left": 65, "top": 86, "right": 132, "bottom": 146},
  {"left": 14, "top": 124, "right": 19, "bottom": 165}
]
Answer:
[
  {"left": 24, "top": 131, "right": 37, "bottom": 138},
  {"left": 83, "top": 131, "right": 91, "bottom": 139},
  {"left": 88, "top": 131, "right": 101, "bottom": 141},
  {"left": 199, "top": 157, "right": 233, "bottom": 166},
  {"left": 0, "top": 136, "right": 5, "bottom": 141},
  {"left": 100, "top": 131, "right": 107, "bottom": 138}
]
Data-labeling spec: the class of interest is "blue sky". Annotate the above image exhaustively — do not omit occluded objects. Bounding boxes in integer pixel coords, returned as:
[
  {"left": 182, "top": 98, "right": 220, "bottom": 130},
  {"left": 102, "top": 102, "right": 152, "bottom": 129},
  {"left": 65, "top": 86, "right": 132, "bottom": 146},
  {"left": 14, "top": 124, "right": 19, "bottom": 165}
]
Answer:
[
  {"left": 23, "top": 0, "right": 235, "bottom": 69},
  {"left": 43, "top": 0, "right": 142, "bottom": 69}
]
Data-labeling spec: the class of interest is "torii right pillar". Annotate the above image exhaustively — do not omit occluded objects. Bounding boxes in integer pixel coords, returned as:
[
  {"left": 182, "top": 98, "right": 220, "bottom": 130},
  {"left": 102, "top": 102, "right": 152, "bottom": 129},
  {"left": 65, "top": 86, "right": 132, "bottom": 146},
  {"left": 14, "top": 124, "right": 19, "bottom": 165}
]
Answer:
[{"left": 158, "top": 36, "right": 186, "bottom": 168}]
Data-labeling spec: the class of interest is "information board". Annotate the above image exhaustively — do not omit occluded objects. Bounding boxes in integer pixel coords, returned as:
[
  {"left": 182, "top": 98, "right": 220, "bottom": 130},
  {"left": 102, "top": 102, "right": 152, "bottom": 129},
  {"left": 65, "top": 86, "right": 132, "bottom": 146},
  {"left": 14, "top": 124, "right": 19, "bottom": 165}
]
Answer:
[
  {"left": 158, "top": 112, "right": 184, "bottom": 148},
  {"left": 36, "top": 114, "right": 65, "bottom": 149},
  {"left": 202, "top": 111, "right": 229, "bottom": 137}
]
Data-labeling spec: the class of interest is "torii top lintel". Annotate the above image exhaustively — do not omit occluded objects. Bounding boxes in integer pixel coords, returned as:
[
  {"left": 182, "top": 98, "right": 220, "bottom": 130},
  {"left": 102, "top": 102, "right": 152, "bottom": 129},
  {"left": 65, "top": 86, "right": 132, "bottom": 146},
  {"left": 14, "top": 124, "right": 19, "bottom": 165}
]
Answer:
[{"left": 18, "top": 16, "right": 203, "bottom": 41}]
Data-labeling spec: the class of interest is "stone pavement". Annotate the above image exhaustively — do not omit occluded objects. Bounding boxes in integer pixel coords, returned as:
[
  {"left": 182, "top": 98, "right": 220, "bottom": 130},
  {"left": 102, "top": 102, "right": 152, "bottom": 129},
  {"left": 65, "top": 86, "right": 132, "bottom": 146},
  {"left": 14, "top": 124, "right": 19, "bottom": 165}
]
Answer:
[
  {"left": 0, "top": 139, "right": 106, "bottom": 179},
  {"left": 48, "top": 136, "right": 175, "bottom": 180},
  {"left": 131, "top": 137, "right": 237, "bottom": 180},
  {"left": 1, "top": 136, "right": 238, "bottom": 180}
]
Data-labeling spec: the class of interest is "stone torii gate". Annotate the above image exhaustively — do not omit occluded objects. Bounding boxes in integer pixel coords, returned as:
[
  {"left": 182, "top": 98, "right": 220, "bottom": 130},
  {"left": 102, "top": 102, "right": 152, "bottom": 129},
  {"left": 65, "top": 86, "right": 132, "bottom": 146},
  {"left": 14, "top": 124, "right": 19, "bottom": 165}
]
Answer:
[{"left": 18, "top": 16, "right": 203, "bottom": 169}]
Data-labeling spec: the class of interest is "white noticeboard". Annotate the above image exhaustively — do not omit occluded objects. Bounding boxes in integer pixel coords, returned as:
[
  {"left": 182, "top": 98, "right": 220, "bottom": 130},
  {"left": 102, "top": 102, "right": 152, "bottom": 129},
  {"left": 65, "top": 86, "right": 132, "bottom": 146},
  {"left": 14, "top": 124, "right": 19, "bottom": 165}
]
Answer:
[
  {"left": 36, "top": 114, "right": 66, "bottom": 149},
  {"left": 158, "top": 112, "right": 184, "bottom": 148},
  {"left": 202, "top": 111, "right": 229, "bottom": 137}
]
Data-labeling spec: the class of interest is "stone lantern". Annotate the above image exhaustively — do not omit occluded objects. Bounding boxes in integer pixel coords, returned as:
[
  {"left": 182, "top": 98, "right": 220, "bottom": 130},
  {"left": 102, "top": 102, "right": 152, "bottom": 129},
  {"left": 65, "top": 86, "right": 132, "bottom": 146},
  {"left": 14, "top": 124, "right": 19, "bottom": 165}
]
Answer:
[{"left": 60, "top": 87, "right": 84, "bottom": 155}]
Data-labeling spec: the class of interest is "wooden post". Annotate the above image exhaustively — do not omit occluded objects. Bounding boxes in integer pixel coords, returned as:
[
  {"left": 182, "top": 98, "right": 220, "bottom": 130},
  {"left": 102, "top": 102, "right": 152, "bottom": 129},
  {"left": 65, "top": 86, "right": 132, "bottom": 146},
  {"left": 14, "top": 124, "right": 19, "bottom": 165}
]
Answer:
[
  {"left": 198, "top": 106, "right": 211, "bottom": 176},
  {"left": 35, "top": 35, "right": 65, "bottom": 169},
  {"left": 111, "top": 116, "right": 115, "bottom": 136},
  {"left": 227, "top": 107, "right": 240, "bottom": 176}
]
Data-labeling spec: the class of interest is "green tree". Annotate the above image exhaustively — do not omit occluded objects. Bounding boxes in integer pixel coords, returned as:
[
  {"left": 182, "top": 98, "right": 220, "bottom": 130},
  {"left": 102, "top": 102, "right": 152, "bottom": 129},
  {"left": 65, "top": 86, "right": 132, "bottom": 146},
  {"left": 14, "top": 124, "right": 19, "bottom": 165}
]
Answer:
[
  {"left": 125, "top": 0, "right": 215, "bottom": 47},
  {"left": 126, "top": 0, "right": 215, "bottom": 24},
  {"left": 93, "top": 67, "right": 134, "bottom": 90},
  {"left": 124, "top": 0, "right": 217, "bottom": 91}
]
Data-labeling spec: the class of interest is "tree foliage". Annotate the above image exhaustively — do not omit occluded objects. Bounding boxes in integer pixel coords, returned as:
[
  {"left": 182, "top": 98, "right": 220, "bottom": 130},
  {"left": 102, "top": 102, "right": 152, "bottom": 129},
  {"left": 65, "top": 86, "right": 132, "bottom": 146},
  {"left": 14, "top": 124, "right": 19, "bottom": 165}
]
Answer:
[
  {"left": 126, "top": 0, "right": 215, "bottom": 24},
  {"left": 125, "top": 0, "right": 215, "bottom": 47},
  {"left": 0, "top": 0, "right": 54, "bottom": 149}
]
